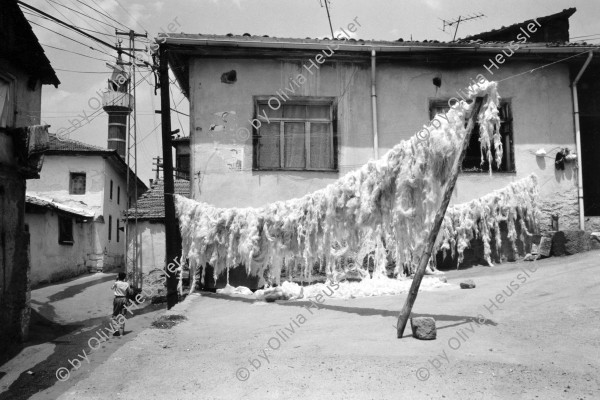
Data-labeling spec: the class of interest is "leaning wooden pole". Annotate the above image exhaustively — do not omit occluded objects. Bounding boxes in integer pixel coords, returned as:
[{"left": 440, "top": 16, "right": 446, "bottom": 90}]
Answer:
[{"left": 396, "top": 96, "right": 485, "bottom": 338}]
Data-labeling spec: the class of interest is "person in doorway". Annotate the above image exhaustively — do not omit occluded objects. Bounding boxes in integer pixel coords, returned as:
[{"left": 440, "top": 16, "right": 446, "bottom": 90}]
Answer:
[{"left": 111, "top": 272, "right": 130, "bottom": 336}]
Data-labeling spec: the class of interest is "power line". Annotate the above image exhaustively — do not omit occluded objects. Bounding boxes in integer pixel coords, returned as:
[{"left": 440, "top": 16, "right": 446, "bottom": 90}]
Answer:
[
  {"left": 39, "top": 42, "right": 113, "bottom": 62},
  {"left": 27, "top": 19, "right": 116, "bottom": 58},
  {"left": 72, "top": 0, "right": 132, "bottom": 31},
  {"left": 25, "top": 9, "right": 116, "bottom": 38},
  {"left": 112, "top": 0, "right": 147, "bottom": 33},
  {"left": 64, "top": 0, "right": 119, "bottom": 38},
  {"left": 46, "top": 0, "right": 118, "bottom": 31},
  {"left": 53, "top": 68, "right": 114, "bottom": 73},
  {"left": 19, "top": 1, "right": 155, "bottom": 70}
]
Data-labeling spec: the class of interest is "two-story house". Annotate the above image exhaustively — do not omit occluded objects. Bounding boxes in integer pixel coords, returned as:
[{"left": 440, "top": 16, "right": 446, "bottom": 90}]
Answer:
[{"left": 25, "top": 134, "right": 147, "bottom": 285}]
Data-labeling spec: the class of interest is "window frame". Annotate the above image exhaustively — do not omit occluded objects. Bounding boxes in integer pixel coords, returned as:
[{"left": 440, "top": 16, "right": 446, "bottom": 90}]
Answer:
[
  {"left": 252, "top": 96, "right": 338, "bottom": 172},
  {"left": 69, "top": 172, "right": 87, "bottom": 195},
  {"left": 58, "top": 214, "right": 74, "bottom": 245},
  {"left": 0, "top": 73, "right": 16, "bottom": 129},
  {"left": 428, "top": 98, "right": 515, "bottom": 173}
]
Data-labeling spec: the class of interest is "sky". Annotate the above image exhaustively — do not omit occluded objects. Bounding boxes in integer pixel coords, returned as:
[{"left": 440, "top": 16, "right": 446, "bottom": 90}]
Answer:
[{"left": 25, "top": 0, "right": 600, "bottom": 184}]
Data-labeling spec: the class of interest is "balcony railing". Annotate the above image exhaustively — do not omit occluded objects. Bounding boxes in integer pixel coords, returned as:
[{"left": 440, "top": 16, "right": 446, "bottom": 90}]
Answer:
[{"left": 102, "top": 91, "right": 134, "bottom": 111}]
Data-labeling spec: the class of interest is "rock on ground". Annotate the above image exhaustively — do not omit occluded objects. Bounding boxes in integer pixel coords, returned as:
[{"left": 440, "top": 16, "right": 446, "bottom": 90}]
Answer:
[
  {"left": 460, "top": 279, "right": 476, "bottom": 289},
  {"left": 410, "top": 316, "right": 436, "bottom": 340}
]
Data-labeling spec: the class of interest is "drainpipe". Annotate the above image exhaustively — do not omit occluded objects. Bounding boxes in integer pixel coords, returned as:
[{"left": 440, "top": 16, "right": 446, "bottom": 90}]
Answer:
[
  {"left": 572, "top": 50, "right": 593, "bottom": 231},
  {"left": 371, "top": 49, "right": 379, "bottom": 159}
]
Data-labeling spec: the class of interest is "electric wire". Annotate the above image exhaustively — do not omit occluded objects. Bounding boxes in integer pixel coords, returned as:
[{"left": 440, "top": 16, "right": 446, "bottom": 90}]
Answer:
[{"left": 72, "top": 0, "right": 132, "bottom": 32}]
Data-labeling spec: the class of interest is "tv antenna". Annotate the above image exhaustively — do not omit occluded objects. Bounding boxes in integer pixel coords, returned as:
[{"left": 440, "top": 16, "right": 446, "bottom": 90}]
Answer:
[
  {"left": 319, "top": 0, "right": 335, "bottom": 39},
  {"left": 440, "top": 13, "right": 486, "bottom": 41}
]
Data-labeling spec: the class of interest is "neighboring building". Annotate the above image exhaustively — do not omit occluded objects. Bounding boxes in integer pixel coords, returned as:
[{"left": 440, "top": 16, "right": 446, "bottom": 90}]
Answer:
[
  {"left": 0, "top": 0, "right": 59, "bottom": 351},
  {"left": 25, "top": 195, "right": 95, "bottom": 285},
  {"left": 125, "top": 179, "right": 190, "bottom": 275},
  {"left": 161, "top": 8, "right": 600, "bottom": 235},
  {"left": 26, "top": 135, "right": 147, "bottom": 284}
]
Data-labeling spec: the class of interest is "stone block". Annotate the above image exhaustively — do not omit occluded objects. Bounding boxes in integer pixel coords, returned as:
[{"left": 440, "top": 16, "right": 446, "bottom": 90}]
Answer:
[
  {"left": 551, "top": 230, "right": 589, "bottom": 256},
  {"left": 538, "top": 231, "right": 555, "bottom": 257},
  {"left": 410, "top": 317, "right": 436, "bottom": 340},
  {"left": 460, "top": 279, "right": 476, "bottom": 289}
]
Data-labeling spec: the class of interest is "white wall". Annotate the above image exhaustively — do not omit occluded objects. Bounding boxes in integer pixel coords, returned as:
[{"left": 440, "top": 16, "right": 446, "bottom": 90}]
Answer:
[
  {"left": 189, "top": 57, "right": 578, "bottom": 230},
  {"left": 127, "top": 221, "right": 166, "bottom": 275},
  {"left": 101, "top": 159, "right": 133, "bottom": 270},
  {"left": 27, "top": 154, "right": 133, "bottom": 271},
  {"left": 26, "top": 211, "right": 93, "bottom": 286}
]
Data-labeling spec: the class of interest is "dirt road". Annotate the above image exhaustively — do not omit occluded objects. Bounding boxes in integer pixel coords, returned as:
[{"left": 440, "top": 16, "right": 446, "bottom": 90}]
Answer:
[
  {"left": 0, "top": 273, "right": 164, "bottom": 400},
  {"left": 11, "top": 252, "right": 600, "bottom": 399}
]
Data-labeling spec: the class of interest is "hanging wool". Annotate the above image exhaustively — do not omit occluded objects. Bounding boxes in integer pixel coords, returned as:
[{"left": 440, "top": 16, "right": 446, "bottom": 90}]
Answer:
[
  {"left": 434, "top": 174, "right": 540, "bottom": 268},
  {"left": 175, "top": 80, "right": 504, "bottom": 284}
]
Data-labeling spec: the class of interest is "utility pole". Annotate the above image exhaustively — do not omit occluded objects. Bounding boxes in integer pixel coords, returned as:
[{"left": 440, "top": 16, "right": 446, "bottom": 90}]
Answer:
[
  {"left": 152, "top": 156, "right": 163, "bottom": 181},
  {"left": 116, "top": 29, "right": 147, "bottom": 290},
  {"left": 159, "top": 43, "right": 181, "bottom": 309}
]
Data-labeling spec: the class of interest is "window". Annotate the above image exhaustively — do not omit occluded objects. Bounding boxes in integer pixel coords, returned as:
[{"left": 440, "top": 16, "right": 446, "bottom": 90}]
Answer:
[
  {"left": 108, "top": 215, "right": 112, "bottom": 241},
  {"left": 117, "top": 186, "right": 120, "bottom": 204},
  {"left": 176, "top": 154, "right": 190, "bottom": 179},
  {"left": 429, "top": 99, "right": 515, "bottom": 172},
  {"left": 0, "top": 75, "right": 15, "bottom": 128},
  {"left": 254, "top": 98, "right": 337, "bottom": 171},
  {"left": 69, "top": 173, "right": 86, "bottom": 194},
  {"left": 116, "top": 219, "right": 120, "bottom": 242},
  {"left": 110, "top": 180, "right": 113, "bottom": 200},
  {"left": 58, "top": 215, "right": 73, "bottom": 245}
]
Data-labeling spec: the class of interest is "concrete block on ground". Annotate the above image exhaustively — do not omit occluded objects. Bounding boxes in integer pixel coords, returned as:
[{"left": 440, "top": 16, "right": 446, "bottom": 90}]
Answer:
[
  {"left": 410, "top": 317, "right": 436, "bottom": 340},
  {"left": 551, "top": 230, "right": 589, "bottom": 256},
  {"left": 538, "top": 231, "right": 555, "bottom": 258}
]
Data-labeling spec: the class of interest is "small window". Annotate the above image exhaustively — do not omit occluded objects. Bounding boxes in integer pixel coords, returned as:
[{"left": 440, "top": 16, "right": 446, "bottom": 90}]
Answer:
[
  {"left": 0, "top": 75, "right": 15, "bottom": 128},
  {"left": 110, "top": 180, "right": 113, "bottom": 200},
  {"left": 69, "top": 173, "right": 86, "bottom": 195},
  {"left": 429, "top": 99, "right": 515, "bottom": 172},
  {"left": 108, "top": 215, "right": 112, "bottom": 241},
  {"left": 58, "top": 215, "right": 73, "bottom": 245},
  {"left": 116, "top": 219, "right": 120, "bottom": 242},
  {"left": 254, "top": 98, "right": 337, "bottom": 171},
  {"left": 176, "top": 154, "right": 190, "bottom": 179},
  {"left": 117, "top": 186, "right": 120, "bottom": 205}
]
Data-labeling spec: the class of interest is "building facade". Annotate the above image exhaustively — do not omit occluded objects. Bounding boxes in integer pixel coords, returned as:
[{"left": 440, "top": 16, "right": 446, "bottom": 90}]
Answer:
[
  {"left": 26, "top": 135, "right": 147, "bottom": 284},
  {"left": 162, "top": 8, "right": 600, "bottom": 234},
  {"left": 0, "top": 0, "right": 59, "bottom": 351}
]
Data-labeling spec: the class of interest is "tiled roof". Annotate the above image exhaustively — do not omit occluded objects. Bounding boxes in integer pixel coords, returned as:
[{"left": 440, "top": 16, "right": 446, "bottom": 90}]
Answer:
[
  {"left": 4, "top": 0, "right": 59, "bottom": 86},
  {"left": 159, "top": 31, "right": 600, "bottom": 50},
  {"left": 461, "top": 8, "right": 577, "bottom": 42},
  {"left": 46, "top": 134, "right": 113, "bottom": 154},
  {"left": 125, "top": 179, "right": 190, "bottom": 220},
  {"left": 26, "top": 194, "right": 95, "bottom": 217}
]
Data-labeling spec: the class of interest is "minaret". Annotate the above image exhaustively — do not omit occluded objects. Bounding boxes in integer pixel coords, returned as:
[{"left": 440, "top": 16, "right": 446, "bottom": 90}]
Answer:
[{"left": 102, "top": 56, "right": 132, "bottom": 158}]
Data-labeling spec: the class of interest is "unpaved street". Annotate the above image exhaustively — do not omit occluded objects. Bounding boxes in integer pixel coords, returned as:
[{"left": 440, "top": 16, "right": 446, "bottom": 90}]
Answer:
[
  {"left": 0, "top": 273, "right": 164, "bottom": 400},
  {"left": 53, "top": 251, "right": 600, "bottom": 400}
]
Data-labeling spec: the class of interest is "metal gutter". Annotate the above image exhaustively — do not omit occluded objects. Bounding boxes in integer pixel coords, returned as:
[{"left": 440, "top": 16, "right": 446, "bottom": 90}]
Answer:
[{"left": 571, "top": 50, "right": 594, "bottom": 230}]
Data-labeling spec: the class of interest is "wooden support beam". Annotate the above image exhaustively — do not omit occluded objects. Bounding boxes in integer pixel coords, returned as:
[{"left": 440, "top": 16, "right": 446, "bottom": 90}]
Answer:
[{"left": 396, "top": 96, "right": 485, "bottom": 338}]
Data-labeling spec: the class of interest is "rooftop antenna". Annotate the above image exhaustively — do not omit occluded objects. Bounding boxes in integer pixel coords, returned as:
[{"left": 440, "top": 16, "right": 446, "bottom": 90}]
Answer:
[
  {"left": 441, "top": 13, "right": 486, "bottom": 41},
  {"left": 319, "top": 0, "right": 335, "bottom": 39}
]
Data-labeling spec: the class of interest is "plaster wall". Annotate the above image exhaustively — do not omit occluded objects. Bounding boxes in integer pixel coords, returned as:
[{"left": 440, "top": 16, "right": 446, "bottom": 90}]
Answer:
[
  {"left": 189, "top": 56, "right": 578, "bottom": 230},
  {"left": 0, "top": 58, "right": 43, "bottom": 349},
  {"left": 26, "top": 211, "right": 92, "bottom": 286},
  {"left": 126, "top": 221, "right": 166, "bottom": 275}
]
